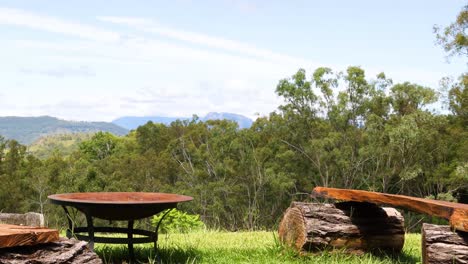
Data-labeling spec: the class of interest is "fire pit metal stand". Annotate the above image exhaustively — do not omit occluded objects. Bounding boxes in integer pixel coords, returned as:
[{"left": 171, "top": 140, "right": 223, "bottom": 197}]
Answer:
[{"left": 49, "top": 192, "right": 193, "bottom": 262}]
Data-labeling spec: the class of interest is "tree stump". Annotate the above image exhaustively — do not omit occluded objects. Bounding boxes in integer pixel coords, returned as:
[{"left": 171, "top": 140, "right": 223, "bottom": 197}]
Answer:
[
  {"left": 278, "top": 202, "right": 405, "bottom": 254},
  {"left": 0, "top": 238, "right": 102, "bottom": 264},
  {"left": 422, "top": 223, "right": 468, "bottom": 264}
]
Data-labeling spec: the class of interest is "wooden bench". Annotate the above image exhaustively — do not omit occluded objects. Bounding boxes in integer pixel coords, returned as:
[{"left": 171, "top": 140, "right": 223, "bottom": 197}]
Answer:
[
  {"left": 0, "top": 224, "right": 59, "bottom": 248},
  {"left": 312, "top": 187, "right": 468, "bottom": 232},
  {"left": 310, "top": 187, "right": 468, "bottom": 264}
]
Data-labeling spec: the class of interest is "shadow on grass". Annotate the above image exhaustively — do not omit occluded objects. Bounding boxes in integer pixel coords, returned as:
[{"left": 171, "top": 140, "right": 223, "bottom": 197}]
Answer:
[
  {"left": 95, "top": 244, "right": 200, "bottom": 264},
  {"left": 368, "top": 249, "right": 420, "bottom": 264}
]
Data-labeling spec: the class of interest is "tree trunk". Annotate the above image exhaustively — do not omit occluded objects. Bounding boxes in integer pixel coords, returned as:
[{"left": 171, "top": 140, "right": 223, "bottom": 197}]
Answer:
[
  {"left": 0, "top": 238, "right": 102, "bottom": 264},
  {"left": 278, "top": 202, "right": 405, "bottom": 254},
  {"left": 422, "top": 223, "right": 468, "bottom": 264}
]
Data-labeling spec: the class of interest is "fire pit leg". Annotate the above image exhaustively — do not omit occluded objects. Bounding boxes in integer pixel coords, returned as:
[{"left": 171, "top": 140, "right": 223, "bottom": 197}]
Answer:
[
  {"left": 128, "top": 220, "right": 135, "bottom": 262},
  {"left": 153, "top": 209, "right": 173, "bottom": 256},
  {"left": 85, "top": 213, "right": 95, "bottom": 250},
  {"left": 61, "top": 206, "right": 74, "bottom": 238}
]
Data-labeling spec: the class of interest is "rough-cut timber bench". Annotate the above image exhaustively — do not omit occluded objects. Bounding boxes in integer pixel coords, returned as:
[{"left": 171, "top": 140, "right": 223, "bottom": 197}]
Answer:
[
  {"left": 312, "top": 187, "right": 468, "bottom": 232},
  {"left": 0, "top": 224, "right": 59, "bottom": 248},
  {"left": 309, "top": 187, "right": 468, "bottom": 264}
]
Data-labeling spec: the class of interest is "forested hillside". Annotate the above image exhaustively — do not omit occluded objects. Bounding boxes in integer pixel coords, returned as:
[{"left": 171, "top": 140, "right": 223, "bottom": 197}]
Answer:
[
  {"left": 0, "top": 65, "right": 466, "bottom": 230},
  {"left": 0, "top": 116, "right": 128, "bottom": 144},
  {"left": 28, "top": 133, "right": 93, "bottom": 159}
]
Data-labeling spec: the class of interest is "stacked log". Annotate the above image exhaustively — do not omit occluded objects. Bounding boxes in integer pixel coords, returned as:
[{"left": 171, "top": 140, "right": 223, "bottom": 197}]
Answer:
[
  {"left": 278, "top": 202, "right": 405, "bottom": 254},
  {"left": 0, "top": 238, "right": 102, "bottom": 264},
  {"left": 422, "top": 223, "right": 468, "bottom": 264}
]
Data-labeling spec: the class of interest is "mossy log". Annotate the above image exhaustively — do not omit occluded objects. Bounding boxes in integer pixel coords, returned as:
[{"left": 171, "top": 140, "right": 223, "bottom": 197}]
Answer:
[
  {"left": 278, "top": 202, "right": 405, "bottom": 254},
  {"left": 422, "top": 223, "right": 468, "bottom": 264}
]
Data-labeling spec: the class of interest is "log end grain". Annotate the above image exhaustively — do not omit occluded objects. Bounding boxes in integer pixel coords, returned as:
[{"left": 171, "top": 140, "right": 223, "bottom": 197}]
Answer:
[{"left": 278, "top": 206, "right": 306, "bottom": 251}]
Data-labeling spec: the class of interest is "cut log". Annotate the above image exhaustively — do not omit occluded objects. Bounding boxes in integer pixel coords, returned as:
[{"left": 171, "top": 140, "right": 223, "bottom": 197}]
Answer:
[
  {"left": 422, "top": 223, "right": 468, "bottom": 264},
  {"left": 0, "top": 212, "right": 44, "bottom": 227},
  {"left": 0, "top": 237, "right": 102, "bottom": 264},
  {"left": 0, "top": 224, "right": 59, "bottom": 248},
  {"left": 278, "top": 202, "right": 405, "bottom": 254},
  {"left": 312, "top": 186, "right": 468, "bottom": 232}
]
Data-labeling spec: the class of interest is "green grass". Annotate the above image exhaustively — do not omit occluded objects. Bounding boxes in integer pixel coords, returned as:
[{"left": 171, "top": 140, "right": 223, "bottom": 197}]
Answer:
[{"left": 94, "top": 231, "right": 422, "bottom": 264}]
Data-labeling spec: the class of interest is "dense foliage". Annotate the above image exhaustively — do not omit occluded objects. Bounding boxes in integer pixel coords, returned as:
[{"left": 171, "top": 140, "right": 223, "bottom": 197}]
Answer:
[{"left": 0, "top": 65, "right": 466, "bottom": 231}]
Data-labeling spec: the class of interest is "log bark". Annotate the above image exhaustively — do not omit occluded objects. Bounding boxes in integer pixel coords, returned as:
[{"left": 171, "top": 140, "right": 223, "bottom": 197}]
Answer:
[
  {"left": 0, "top": 238, "right": 102, "bottom": 264},
  {"left": 0, "top": 224, "right": 59, "bottom": 248},
  {"left": 313, "top": 186, "right": 468, "bottom": 232},
  {"left": 278, "top": 202, "right": 405, "bottom": 254},
  {"left": 422, "top": 223, "right": 468, "bottom": 264}
]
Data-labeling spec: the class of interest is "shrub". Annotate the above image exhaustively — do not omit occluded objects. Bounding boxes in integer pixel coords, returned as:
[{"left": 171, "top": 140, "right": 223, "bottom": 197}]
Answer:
[{"left": 152, "top": 209, "right": 205, "bottom": 233}]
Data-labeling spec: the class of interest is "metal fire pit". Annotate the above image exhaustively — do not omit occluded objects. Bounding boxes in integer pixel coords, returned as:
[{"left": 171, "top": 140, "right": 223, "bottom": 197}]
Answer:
[{"left": 48, "top": 192, "right": 193, "bottom": 261}]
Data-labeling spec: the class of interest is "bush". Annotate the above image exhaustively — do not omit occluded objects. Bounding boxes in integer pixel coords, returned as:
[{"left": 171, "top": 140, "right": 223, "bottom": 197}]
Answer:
[
  {"left": 426, "top": 192, "right": 457, "bottom": 202},
  {"left": 152, "top": 209, "right": 205, "bottom": 233}
]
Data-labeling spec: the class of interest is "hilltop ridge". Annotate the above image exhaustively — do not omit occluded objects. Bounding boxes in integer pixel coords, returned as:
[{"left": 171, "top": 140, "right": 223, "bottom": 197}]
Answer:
[{"left": 0, "top": 116, "right": 128, "bottom": 144}]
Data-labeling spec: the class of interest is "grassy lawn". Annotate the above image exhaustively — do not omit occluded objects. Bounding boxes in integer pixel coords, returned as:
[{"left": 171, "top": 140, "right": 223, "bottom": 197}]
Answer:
[{"left": 94, "top": 231, "right": 422, "bottom": 264}]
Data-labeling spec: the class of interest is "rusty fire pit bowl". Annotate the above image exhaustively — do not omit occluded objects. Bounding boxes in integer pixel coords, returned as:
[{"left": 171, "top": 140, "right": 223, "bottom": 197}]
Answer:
[{"left": 48, "top": 192, "right": 193, "bottom": 221}]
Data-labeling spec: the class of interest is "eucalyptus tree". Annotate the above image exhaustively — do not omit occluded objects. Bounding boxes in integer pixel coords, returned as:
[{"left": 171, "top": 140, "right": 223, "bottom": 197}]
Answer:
[{"left": 434, "top": 5, "right": 468, "bottom": 58}]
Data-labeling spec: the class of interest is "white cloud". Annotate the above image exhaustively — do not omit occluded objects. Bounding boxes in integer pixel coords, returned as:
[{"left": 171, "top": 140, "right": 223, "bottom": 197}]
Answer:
[
  {"left": 97, "top": 16, "right": 309, "bottom": 65},
  {"left": 0, "top": 8, "right": 120, "bottom": 42},
  {"left": 0, "top": 8, "right": 309, "bottom": 121},
  {"left": 20, "top": 65, "right": 95, "bottom": 78}
]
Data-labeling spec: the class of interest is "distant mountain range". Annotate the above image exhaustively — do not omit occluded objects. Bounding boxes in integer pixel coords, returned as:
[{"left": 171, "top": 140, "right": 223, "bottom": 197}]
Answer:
[
  {"left": 0, "top": 116, "right": 128, "bottom": 145},
  {"left": 112, "top": 112, "right": 254, "bottom": 130},
  {"left": 0, "top": 113, "right": 253, "bottom": 145}
]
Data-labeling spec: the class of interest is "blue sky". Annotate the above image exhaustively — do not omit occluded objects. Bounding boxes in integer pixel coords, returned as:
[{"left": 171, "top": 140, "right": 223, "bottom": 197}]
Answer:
[{"left": 0, "top": 0, "right": 466, "bottom": 121}]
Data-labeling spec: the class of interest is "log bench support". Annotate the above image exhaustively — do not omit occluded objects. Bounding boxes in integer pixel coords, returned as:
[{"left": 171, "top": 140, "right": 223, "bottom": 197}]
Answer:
[
  {"left": 422, "top": 223, "right": 468, "bottom": 264},
  {"left": 278, "top": 202, "right": 405, "bottom": 254}
]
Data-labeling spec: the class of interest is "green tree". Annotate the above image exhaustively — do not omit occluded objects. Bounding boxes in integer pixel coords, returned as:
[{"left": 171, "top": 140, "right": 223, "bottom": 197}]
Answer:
[
  {"left": 79, "top": 132, "right": 120, "bottom": 161},
  {"left": 390, "top": 82, "right": 437, "bottom": 116},
  {"left": 434, "top": 5, "right": 468, "bottom": 58},
  {"left": 448, "top": 74, "right": 468, "bottom": 126}
]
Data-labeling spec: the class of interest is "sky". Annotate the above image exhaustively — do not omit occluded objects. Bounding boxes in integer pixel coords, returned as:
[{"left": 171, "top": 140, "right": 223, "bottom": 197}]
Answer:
[{"left": 0, "top": 0, "right": 466, "bottom": 122}]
